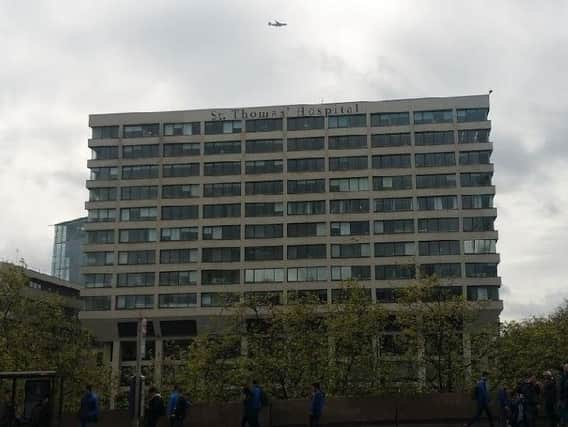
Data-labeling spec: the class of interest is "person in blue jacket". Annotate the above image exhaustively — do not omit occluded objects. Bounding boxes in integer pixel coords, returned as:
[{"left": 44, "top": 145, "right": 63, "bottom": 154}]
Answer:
[
  {"left": 78, "top": 385, "right": 99, "bottom": 427},
  {"left": 250, "top": 380, "right": 264, "bottom": 427},
  {"left": 167, "top": 385, "right": 180, "bottom": 427},
  {"left": 465, "top": 373, "right": 494, "bottom": 427},
  {"left": 309, "top": 383, "right": 325, "bottom": 427}
]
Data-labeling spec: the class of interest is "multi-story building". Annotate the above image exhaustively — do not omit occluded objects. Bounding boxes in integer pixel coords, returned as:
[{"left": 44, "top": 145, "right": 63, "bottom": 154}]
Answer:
[
  {"left": 81, "top": 95, "right": 501, "bottom": 389},
  {"left": 51, "top": 217, "right": 87, "bottom": 284}
]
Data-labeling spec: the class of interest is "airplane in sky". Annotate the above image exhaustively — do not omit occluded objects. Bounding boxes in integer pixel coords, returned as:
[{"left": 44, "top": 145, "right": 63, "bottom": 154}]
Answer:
[{"left": 268, "top": 20, "right": 287, "bottom": 27}]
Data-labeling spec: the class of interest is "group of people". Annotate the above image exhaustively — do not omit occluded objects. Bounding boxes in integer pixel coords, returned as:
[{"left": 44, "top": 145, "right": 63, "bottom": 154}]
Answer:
[
  {"left": 466, "top": 365, "right": 568, "bottom": 427},
  {"left": 144, "top": 385, "right": 190, "bottom": 427}
]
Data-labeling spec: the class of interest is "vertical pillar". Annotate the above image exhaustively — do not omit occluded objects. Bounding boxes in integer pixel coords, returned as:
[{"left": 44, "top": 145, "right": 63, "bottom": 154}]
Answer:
[
  {"left": 154, "top": 339, "right": 163, "bottom": 389},
  {"left": 110, "top": 339, "right": 121, "bottom": 410},
  {"left": 463, "top": 331, "right": 472, "bottom": 385}
]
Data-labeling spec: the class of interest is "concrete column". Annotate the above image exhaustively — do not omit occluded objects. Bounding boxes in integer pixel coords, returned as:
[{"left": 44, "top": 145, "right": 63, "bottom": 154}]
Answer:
[
  {"left": 463, "top": 331, "right": 472, "bottom": 385},
  {"left": 154, "top": 338, "right": 163, "bottom": 388},
  {"left": 110, "top": 339, "right": 121, "bottom": 410}
]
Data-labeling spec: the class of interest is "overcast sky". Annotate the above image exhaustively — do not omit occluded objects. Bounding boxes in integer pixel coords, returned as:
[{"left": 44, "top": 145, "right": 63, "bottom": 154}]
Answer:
[{"left": 1, "top": 0, "right": 567, "bottom": 320}]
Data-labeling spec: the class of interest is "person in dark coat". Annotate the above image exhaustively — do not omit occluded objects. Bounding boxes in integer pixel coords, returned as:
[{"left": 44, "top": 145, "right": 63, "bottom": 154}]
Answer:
[
  {"left": 516, "top": 375, "right": 541, "bottom": 427},
  {"left": 241, "top": 386, "right": 257, "bottom": 427},
  {"left": 560, "top": 364, "right": 568, "bottom": 427},
  {"left": 172, "top": 390, "right": 190, "bottom": 427},
  {"left": 465, "top": 372, "right": 494, "bottom": 427},
  {"left": 79, "top": 385, "right": 99, "bottom": 427},
  {"left": 498, "top": 386, "right": 511, "bottom": 427},
  {"left": 146, "top": 387, "right": 165, "bottom": 427},
  {"left": 543, "top": 371, "right": 558, "bottom": 427},
  {"left": 30, "top": 397, "right": 50, "bottom": 427},
  {"left": 309, "top": 383, "right": 325, "bottom": 427}
]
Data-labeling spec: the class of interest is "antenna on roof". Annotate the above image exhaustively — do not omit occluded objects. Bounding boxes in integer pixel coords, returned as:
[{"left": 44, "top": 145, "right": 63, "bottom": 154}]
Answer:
[{"left": 488, "top": 89, "right": 493, "bottom": 95}]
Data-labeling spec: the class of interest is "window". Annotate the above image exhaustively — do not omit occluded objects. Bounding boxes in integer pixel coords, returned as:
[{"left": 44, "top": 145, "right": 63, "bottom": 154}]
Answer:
[
  {"left": 92, "top": 126, "right": 119, "bottom": 139},
  {"left": 458, "top": 129, "right": 490, "bottom": 144},
  {"left": 203, "top": 182, "right": 241, "bottom": 197},
  {"left": 464, "top": 239, "right": 497, "bottom": 254},
  {"left": 374, "top": 219, "right": 414, "bottom": 234},
  {"left": 414, "top": 110, "right": 453, "bottom": 124},
  {"left": 163, "top": 163, "right": 199, "bottom": 178},
  {"left": 245, "top": 268, "right": 284, "bottom": 283},
  {"left": 204, "top": 120, "right": 242, "bottom": 134},
  {"left": 203, "top": 225, "right": 241, "bottom": 240},
  {"left": 160, "top": 227, "right": 198, "bottom": 241},
  {"left": 204, "top": 161, "right": 241, "bottom": 176},
  {"left": 287, "top": 158, "right": 324, "bottom": 172},
  {"left": 201, "top": 292, "right": 240, "bottom": 307},
  {"left": 329, "top": 156, "right": 368, "bottom": 171},
  {"left": 415, "top": 152, "right": 456, "bottom": 168},
  {"left": 415, "top": 131, "right": 454, "bottom": 146},
  {"left": 373, "top": 175, "right": 412, "bottom": 191},
  {"left": 89, "top": 187, "right": 117, "bottom": 201},
  {"left": 287, "top": 200, "right": 326, "bottom": 215},
  {"left": 245, "top": 224, "right": 283, "bottom": 239},
  {"left": 116, "top": 295, "right": 154, "bottom": 310},
  {"left": 122, "top": 165, "right": 159, "bottom": 180},
  {"left": 203, "top": 203, "right": 241, "bottom": 218},
  {"left": 287, "top": 244, "right": 327, "bottom": 259},
  {"left": 119, "top": 228, "right": 157, "bottom": 243},
  {"left": 417, "top": 195, "right": 458, "bottom": 210},
  {"left": 159, "top": 293, "right": 198, "bottom": 308},
  {"left": 245, "top": 159, "right": 282, "bottom": 174},
  {"left": 162, "top": 184, "right": 200, "bottom": 199},
  {"left": 331, "top": 266, "right": 371, "bottom": 281},
  {"left": 122, "top": 144, "right": 160, "bottom": 159},
  {"left": 330, "top": 221, "right": 369, "bottom": 236},
  {"left": 245, "top": 180, "right": 283, "bottom": 195},
  {"left": 375, "top": 289, "right": 402, "bottom": 303},
  {"left": 120, "top": 207, "right": 157, "bottom": 221},
  {"left": 118, "top": 250, "right": 155, "bottom": 265},
  {"left": 245, "top": 118, "right": 283, "bottom": 133},
  {"left": 246, "top": 139, "right": 283, "bottom": 153},
  {"left": 91, "top": 146, "right": 118, "bottom": 160},
  {"left": 457, "top": 108, "right": 489, "bottom": 122},
  {"left": 88, "top": 208, "right": 116, "bottom": 222},
  {"left": 371, "top": 133, "right": 411, "bottom": 147},
  {"left": 163, "top": 143, "right": 200, "bottom": 157},
  {"left": 331, "top": 243, "right": 370, "bottom": 258},
  {"left": 371, "top": 112, "right": 409, "bottom": 127},
  {"left": 418, "top": 240, "right": 461, "bottom": 256},
  {"left": 462, "top": 194, "right": 494, "bottom": 209},
  {"left": 202, "top": 270, "right": 240, "bottom": 285},
  {"left": 161, "top": 205, "right": 198, "bottom": 220},
  {"left": 245, "top": 246, "right": 283, "bottom": 261},
  {"left": 202, "top": 247, "right": 240, "bottom": 263},
  {"left": 287, "top": 222, "right": 326, "bottom": 238},
  {"left": 328, "top": 135, "right": 367, "bottom": 150},
  {"left": 287, "top": 266, "right": 328, "bottom": 282},
  {"left": 287, "top": 116, "right": 324, "bottom": 131},
  {"left": 328, "top": 114, "right": 366, "bottom": 128},
  {"left": 459, "top": 151, "right": 491, "bottom": 165},
  {"left": 84, "top": 274, "right": 113, "bottom": 288},
  {"left": 160, "top": 249, "right": 198, "bottom": 264},
  {"left": 288, "top": 289, "right": 328, "bottom": 304},
  {"left": 375, "top": 197, "right": 413, "bottom": 212},
  {"left": 121, "top": 186, "right": 158, "bottom": 201},
  {"left": 287, "top": 179, "right": 326, "bottom": 194},
  {"left": 329, "top": 199, "right": 369, "bottom": 214},
  {"left": 117, "top": 272, "right": 155, "bottom": 287},
  {"left": 164, "top": 122, "right": 200, "bottom": 136},
  {"left": 372, "top": 154, "right": 411, "bottom": 169},
  {"left": 287, "top": 137, "right": 325, "bottom": 151},
  {"left": 204, "top": 141, "right": 241, "bottom": 155},
  {"left": 245, "top": 202, "right": 284, "bottom": 217},
  {"left": 465, "top": 263, "right": 498, "bottom": 278},
  {"left": 461, "top": 172, "right": 493, "bottom": 187},
  {"left": 159, "top": 271, "right": 197, "bottom": 286},
  {"left": 416, "top": 174, "right": 457, "bottom": 189},
  {"left": 123, "top": 124, "right": 160, "bottom": 138},
  {"left": 90, "top": 167, "right": 118, "bottom": 181},
  {"left": 463, "top": 217, "right": 495, "bottom": 232},
  {"left": 374, "top": 242, "right": 415, "bottom": 257},
  {"left": 82, "top": 296, "right": 111, "bottom": 311},
  {"left": 418, "top": 218, "right": 459, "bottom": 233},
  {"left": 375, "top": 265, "right": 416, "bottom": 280},
  {"left": 83, "top": 251, "right": 114, "bottom": 266},
  {"left": 420, "top": 263, "right": 461, "bottom": 278},
  {"left": 329, "top": 177, "right": 369, "bottom": 192},
  {"left": 467, "top": 286, "right": 499, "bottom": 302}
]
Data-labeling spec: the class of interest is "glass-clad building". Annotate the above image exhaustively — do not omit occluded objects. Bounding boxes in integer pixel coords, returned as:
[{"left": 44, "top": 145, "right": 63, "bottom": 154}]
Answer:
[{"left": 51, "top": 217, "right": 87, "bottom": 284}]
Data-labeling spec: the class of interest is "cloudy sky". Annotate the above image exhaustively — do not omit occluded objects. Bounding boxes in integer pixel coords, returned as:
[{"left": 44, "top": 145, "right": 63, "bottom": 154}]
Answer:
[{"left": 1, "top": 0, "right": 567, "bottom": 320}]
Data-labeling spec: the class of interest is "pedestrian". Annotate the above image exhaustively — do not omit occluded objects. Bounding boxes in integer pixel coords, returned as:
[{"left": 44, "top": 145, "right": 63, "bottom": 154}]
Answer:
[
  {"left": 516, "top": 375, "right": 540, "bottom": 427},
  {"left": 510, "top": 390, "right": 526, "bottom": 427},
  {"left": 250, "top": 380, "right": 265, "bottom": 427},
  {"left": 543, "top": 371, "right": 558, "bottom": 427},
  {"left": 465, "top": 372, "right": 494, "bottom": 427},
  {"left": 309, "top": 383, "right": 325, "bottom": 427},
  {"left": 171, "top": 389, "right": 190, "bottom": 427},
  {"left": 560, "top": 364, "right": 568, "bottom": 427},
  {"left": 241, "top": 386, "right": 256, "bottom": 427},
  {"left": 167, "top": 385, "right": 180, "bottom": 427},
  {"left": 146, "top": 387, "right": 165, "bottom": 427},
  {"left": 78, "top": 385, "right": 99, "bottom": 427},
  {"left": 498, "top": 386, "right": 511, "bottom": 427},
  {"left": 31, "top": 397, "right": 50, "bottom": 427}
]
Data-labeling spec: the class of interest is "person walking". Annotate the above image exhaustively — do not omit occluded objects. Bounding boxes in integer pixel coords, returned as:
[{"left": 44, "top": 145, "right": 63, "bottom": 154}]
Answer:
[
  {"left": 309, "top": 383, "right": 325, "bottom": 427},
  {"left": 498, "top": 386, "right": 511, "bottom": 427},
  {"left": 250, "top": 380, "right": 265, "bottom": 427},
  {"left": 465, "top": 372, "right": 494, "bottom": 427},
  {"left": 241, "top": 386, "right": 256, "bottom": 427},
  {"left": 516, "top": 375, "right": 540, "bottom": 427},
  {"left": 560, "top": 364, "right": 568, "bottom": 427},
  {"left": 145, "top": 387, "right": 165, "bottom": 427},
  {"left": 171, "top": 389, "right": 190, "bottom": 427},
  {"left": 167, "top": 385, "right": 180, "bottom": 427},
  {"left": 543, "top": 371, "right": 558, "bottom": 427},
  {"left": 78, "top": 385, "right": 99, "bottom": 427}
]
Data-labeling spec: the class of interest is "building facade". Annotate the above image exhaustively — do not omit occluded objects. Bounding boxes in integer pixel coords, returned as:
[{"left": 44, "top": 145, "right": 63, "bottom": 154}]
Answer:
[
  {"left": 81, "top": 95, "right": 501, "bottom": 389},
  {"left": 51, "top": 217, "right": 87, "bottom": 284}
]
